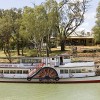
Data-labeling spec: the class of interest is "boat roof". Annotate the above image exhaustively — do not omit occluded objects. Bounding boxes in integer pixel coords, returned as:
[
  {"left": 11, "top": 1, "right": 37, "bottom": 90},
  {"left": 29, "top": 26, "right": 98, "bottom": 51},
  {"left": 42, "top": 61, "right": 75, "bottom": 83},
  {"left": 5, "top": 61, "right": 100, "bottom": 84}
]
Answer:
[{"left": 59, "top": 62, "right": 94, "bottom": 68}]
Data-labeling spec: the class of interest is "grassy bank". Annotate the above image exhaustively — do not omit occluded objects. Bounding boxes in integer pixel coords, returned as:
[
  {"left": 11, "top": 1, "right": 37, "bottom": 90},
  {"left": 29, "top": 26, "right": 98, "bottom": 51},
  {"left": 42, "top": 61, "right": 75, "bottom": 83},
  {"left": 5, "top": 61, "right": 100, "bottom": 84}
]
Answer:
[
  {"left": 0, "top": 46, "right": 100, "bottom": 57},
  {"left": 0, "top": 46, "right": 100, "bottom": 64}
]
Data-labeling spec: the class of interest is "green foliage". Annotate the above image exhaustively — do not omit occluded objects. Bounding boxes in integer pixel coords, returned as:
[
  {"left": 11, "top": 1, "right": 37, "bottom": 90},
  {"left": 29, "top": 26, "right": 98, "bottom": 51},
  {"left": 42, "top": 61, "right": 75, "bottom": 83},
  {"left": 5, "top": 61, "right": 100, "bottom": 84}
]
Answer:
[
  {"left": 93, "top": 26, "right": 100, "bottom": 44},
  {"left": 24, "top": 49, "right": 37, "bottom": 57},
  {"left": 20, "top": 1, "right": 59, "bottom": 56},
  {"left": 20, "top": 6, "right": 47, "bottom": 42},
  {"left": 0, "top": 8, "right": 23, "bottom": 61},
  {"left": 0, "top": 0, "right": 88, "bottom": 58},
  {"left": 92, "top": 2, "right": 100, "bottom": 44},
  {"left": 57, "top": 0, "right": 87, "bottom": 51}
]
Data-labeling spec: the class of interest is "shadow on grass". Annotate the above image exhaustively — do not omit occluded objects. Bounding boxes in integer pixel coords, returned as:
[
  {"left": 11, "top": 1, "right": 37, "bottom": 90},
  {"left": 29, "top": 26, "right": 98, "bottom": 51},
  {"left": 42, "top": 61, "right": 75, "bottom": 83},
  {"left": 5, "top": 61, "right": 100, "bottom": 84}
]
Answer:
[{"left": 50, "top": 50, "right": 70, "bottom": 56}]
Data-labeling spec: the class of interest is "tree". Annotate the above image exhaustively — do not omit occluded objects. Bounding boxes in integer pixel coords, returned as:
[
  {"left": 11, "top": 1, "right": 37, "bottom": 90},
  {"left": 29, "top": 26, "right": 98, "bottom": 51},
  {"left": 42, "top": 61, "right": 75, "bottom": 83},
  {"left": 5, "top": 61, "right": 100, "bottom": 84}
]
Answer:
[
  {"left": 0, "top": 9, "right": 13, "bottom": 62},
  {"left": 20, "top": 6, "right": 48, "bottom": 56},
  {"left": 0, "top": 8, "right": 22, "bottom": 62},
  {"left": 20, "top": 0, "right": 87, "bottom": 56},
  {"left": 10, "top": 8, "right": 22, "bottom": 55},
  {"left": 20, "top": 1, "right": 59, "bottom": 57},
  {"left": 44, "top": 0, "right": 59, "bottom": 56},
  {"left": 56, "top": 0, "right": 88, "bottom": 51},
  {"left": 92, "top": 2, "right": 100, "bottom": 44}
]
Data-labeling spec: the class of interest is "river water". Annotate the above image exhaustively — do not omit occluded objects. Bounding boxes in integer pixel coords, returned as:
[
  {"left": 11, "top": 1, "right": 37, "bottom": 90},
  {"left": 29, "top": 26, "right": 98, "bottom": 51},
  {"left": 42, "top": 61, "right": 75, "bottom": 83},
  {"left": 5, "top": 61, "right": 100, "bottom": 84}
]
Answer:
[{"left": 0, "top": 83, "right": 100, "bottom": 100}]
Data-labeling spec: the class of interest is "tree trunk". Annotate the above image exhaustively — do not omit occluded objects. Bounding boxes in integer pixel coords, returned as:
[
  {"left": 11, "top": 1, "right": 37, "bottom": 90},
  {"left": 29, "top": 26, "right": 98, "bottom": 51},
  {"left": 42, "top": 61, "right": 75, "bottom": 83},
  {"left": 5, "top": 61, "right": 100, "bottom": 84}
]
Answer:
[
  {"left": 21, "top": 39, "right": 24, "bottom": 56},
  {"left": 17, "top": 41, "right": 20, "bottom": 55},
  {"left": 38, "top": 43, "right": 42, "bottom": 57},
  {"left": 46, "top": 34, "right": 51, "bottom": 57},
  {"left": 16, "top": 32, "right": 20, "bottom": 55},
  {"left": 46, "top": 45, "right": 50, "bottom": 57},
  {"left": 4, "top": 41, "right": 12, "bottom": 63},
  {"left": 60, "top": 39, "right": 65, "bottom": 51},
  {"left": 21, "top": 48, "right": 24, "bottom": 56}
]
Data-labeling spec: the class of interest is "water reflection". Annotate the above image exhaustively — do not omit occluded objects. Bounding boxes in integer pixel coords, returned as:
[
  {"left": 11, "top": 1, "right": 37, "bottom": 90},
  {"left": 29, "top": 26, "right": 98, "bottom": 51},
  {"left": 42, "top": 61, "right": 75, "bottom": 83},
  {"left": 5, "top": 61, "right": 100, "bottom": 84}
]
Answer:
[{"left": 0, "top": 83, "right": 100, "bottom": 100}]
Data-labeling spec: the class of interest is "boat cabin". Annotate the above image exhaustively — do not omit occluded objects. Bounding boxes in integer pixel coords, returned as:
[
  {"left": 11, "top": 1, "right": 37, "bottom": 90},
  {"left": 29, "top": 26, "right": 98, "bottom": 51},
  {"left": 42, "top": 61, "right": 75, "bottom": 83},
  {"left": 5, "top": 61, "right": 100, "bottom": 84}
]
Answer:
[
  {"left": 55, "top": 62, "right": 95, "bottom": 78},
  {"left": 0, "top": 68, "right": 30, "bottom": 78}
]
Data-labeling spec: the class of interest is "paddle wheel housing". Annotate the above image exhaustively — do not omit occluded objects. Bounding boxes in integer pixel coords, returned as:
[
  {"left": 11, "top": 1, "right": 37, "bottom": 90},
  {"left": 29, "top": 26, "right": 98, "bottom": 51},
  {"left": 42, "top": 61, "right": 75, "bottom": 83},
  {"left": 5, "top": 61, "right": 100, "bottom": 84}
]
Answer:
[{"left": 27, "top": 67, "right": 59, "bottom": 81}]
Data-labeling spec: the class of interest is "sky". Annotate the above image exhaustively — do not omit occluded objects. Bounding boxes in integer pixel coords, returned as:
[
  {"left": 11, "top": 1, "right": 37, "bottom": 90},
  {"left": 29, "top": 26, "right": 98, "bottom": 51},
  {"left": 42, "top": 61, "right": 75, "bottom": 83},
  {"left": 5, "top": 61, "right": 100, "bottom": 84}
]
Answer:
[{"left": 0, "top": 0, "right": 99, "bottom": 32}]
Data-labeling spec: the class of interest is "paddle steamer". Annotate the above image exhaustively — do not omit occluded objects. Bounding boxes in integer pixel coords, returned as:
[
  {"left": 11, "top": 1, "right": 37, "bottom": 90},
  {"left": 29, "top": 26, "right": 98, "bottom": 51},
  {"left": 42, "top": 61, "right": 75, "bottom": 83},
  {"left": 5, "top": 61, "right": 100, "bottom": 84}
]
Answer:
[{"left": 0, "top": 55, "right": 99, "bottom": 83}]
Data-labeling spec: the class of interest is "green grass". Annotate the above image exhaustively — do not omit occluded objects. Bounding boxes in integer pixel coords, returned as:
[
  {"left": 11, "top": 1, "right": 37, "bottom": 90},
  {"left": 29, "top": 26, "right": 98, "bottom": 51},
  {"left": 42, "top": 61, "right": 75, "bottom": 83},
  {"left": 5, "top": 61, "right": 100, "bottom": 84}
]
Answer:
[
  {"left": 0, "top": 49, "right": 71, "bottom": 58},
  {"left": 50, "top": 50, "right": 70, "bottom": 56},
  {"left": 0, "top": 46, "right": 100, "bottom": 57}
]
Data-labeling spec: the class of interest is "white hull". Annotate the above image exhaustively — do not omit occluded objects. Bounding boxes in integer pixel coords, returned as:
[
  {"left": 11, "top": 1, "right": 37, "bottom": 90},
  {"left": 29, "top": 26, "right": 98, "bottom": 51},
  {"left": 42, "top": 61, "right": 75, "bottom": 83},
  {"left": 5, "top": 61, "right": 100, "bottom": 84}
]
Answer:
[
  {"left": 0, "top": 56, "right": 98, "bottom": 83},
  {"left": 0, "top": 76, "right": 100, "bottom": 83}
]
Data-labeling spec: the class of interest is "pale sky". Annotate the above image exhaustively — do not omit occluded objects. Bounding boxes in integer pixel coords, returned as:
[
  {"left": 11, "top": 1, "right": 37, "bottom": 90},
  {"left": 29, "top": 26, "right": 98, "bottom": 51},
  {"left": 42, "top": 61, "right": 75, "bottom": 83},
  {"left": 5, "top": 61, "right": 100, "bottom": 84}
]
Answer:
[{"left": 0, "top": 0, "right": 99, "bottom": 32}]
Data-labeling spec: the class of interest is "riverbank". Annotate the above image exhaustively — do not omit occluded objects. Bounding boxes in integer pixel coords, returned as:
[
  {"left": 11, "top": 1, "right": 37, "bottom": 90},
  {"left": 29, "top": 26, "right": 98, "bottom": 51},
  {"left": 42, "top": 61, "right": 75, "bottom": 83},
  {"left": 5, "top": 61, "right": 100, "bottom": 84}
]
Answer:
[{"left": 0, "top": 46, "right": 100, "bottom": 65}]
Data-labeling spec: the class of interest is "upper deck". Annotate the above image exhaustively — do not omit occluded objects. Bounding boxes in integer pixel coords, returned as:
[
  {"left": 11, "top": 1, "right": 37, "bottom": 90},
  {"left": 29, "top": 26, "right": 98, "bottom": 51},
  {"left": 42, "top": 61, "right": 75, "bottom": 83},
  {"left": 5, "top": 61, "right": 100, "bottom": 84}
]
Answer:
[{"left": 0, "top": 55, "right": 95, "bottom": 69}]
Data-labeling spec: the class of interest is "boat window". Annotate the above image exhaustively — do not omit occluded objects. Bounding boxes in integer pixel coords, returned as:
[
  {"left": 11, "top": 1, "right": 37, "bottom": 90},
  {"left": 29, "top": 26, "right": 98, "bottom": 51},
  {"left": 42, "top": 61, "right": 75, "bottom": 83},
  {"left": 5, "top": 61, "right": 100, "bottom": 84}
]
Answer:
[
  {"left": 60, "top": 70, "right": 64, "bottom": 74},
  {"left": 23, "top": 70, "right": 28, "bottom": 74},
  {"left": 81, "top": 69, "right": 87, "bottom": 73},
  {"left": 10, "top": 70, "right": 16, "bottom": 74},
  {"left": 0, "top": 70, "right": 3, "bottom": 73},
  {"left": 82, "top": 69, "right": 86, "bottom": 71},
  {"left": 4, "top": 70, "right": 9, "bottom": 74},
  {"left": 65, "top": 70, "right": 68, "bottom": 73},
  {"left": 22, "top": 59, "right": 25, "bottom": 63},
  {"left": 25, "top": 59, "right": 30, "bottom": 63},
  {"left": 60, "top": 69, "right": 68, "bottom": 74},
  {"left": 88, "top": 70, "right": 93, "bottom": 72},
  {"left": 76, "top": 69, "right": 81, "bottom": 73},
  {"left": 16, "top": 70, "right": 22, "bottom": 74},
  {"left": 35, "top": 59, "right": 41, "bottom": 63},
  {"left": 69, "top": 69, "right": 75, "bottom": 73},
  {"left": 22, "top": 59, "right": 41, "bottom": 63}
]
